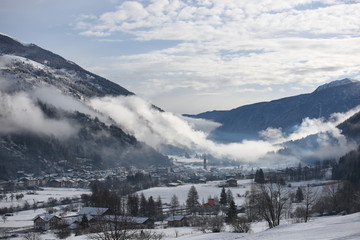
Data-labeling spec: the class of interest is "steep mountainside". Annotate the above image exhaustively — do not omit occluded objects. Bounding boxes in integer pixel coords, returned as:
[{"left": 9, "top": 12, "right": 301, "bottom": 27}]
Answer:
[
  {"left": 0, "top": 34, "right": 170, "bottom": 179},
  {"left": 0, "top": 34, "right": 133, "bottom": 98},
  {"left": 338, "top": 111, "right": 360, "bottom": 141},
  {"left": 187, "top": 79, "right": 360, "bottom": 142}
]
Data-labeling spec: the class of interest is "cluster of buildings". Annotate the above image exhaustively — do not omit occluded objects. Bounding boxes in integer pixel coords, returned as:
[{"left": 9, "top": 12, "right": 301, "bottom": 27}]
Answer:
[
  {"left": 32, "top": 206, "right": 186, "bottom": 231},
  {"left": 0, "top": 160, "right": 248, "bottom": 192}
]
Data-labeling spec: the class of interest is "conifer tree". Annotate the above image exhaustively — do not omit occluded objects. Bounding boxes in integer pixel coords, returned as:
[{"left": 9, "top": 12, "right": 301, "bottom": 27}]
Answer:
[
  {"left": 127, "top": 194, "right": 139, "bottom": 216},
  {"left": 220, "top": 187, "right": 227, "bottom": 205},
  {"left": 226, "top": 200, "right": 237, "bottom": 223},
  {"left": 295, "top": 186, "right": 304, "bottom": 203},
  {"left": 255, "top": 169, "right": 265, "bottom": 184},
  {"left": 147, "top": 196, "right": 156, "bottom": 217},
  {"left": 226, "top": 189, "right": 234, "bottom": 205},
  {"left": 186, "top": 185, "right": 200, "bottom": 209},
  {"left": 139, "top": 193, "right": 147, "bottom": 217},
  {"left": 155, "top": 196, "right": 163, "bottom": 220}
]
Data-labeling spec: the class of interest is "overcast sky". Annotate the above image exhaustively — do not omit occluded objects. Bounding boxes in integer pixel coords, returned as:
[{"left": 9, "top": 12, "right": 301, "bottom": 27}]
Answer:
[{"left": 1, "top": 0, "right": 360, "bottom": 114}]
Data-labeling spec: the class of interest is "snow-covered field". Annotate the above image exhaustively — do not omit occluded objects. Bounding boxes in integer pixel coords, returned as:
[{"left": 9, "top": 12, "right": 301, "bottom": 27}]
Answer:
[
  {"left": 137, "top": 179, "right": 329, "bottom": 207},
  {"left": 137, "top": 180, "right": 252, "bottom": 206},
  {"left": 3, "top": 181, "right": 359, "bottom": 240},
  {"left": 5, "top": 212, "right": 360, "bottom": 240},
  {"left": 163, "top": 213, "right": 360, "bottom": 240},
  {"left": 1, "top": 208, "right": 50, "bottom": 228},
  {"left": 0, "top": 188, "right": 90, "bottom": 209},
  {"left": 0, "top": 188, "right": 90, "bottom": 230}
]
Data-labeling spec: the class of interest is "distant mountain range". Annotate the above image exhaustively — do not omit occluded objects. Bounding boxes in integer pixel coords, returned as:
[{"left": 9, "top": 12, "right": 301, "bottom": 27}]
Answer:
[
  {"left": 187, "top": 79, "right": 360, "bottom": 142},
  {"left": 0, "top": 34, "right": 169, "bottom": 179},
  {"left": 1, "top": 33, "right": 360, "bottom": 178}
]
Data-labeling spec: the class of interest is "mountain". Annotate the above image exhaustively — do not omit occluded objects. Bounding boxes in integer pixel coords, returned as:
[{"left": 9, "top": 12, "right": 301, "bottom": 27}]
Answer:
[
  {"left": 338, "top": 110, "right": 360, "bottom": 141},
  {"left": 0, "top": 34, "right": 132, "bottom": 98},
  {"left": 187, "top": 79, "right": 360, "bottom": 142},
  {"left": 331, "top": 110, "right": 360, "bottom": 184},
  {"left": 0, "top": 34, "right": 170, "bottom": 179}
]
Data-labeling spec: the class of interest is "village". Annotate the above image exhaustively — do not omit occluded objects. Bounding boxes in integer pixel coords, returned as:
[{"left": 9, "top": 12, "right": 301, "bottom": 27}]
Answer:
[{"left": 0, "top": 157, "right": 337, "bottom": 239}]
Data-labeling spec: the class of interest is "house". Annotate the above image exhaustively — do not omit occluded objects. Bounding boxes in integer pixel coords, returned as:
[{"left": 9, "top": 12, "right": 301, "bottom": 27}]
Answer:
[
  {"left": 33, "top": 214, "right": 61, "bottom": 231},
  {"left": 165, "top": 215, "right": 187, "bottom": 227},
  {"left": 21, "top": 177, "right": 38, "bottom": 187},
  {"left": 78, "top": 207, "right": 109, "bottom": 217},
  {"left": 103, "top": 216, "right": 154, "bottom": 229},
  {"left": 64, "top": 179, "right": 75, "bottom": 188},
  {"left": 127, "top": 217, "right": 154, "bottom": 229},
  {"left": 62, "top": 215, "right": 94, "bottom": 229},
  {"left": 37, "top": 176, "right": 49, "bottom": 186},
  {"left": 203, "top": 198, "right": 217, "bottom": 208},
  {"left": 48, "top": 179, "right": 65, "bottom": 188},
  {"left": 226, "top": 178, "right": 238, "bottom": 187},
  {"left": 202, "top": 198, "right": 220, "bottom": 215}
]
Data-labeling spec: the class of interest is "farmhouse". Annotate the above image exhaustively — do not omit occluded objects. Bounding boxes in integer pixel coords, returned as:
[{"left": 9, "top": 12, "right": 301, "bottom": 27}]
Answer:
[
  {"left": 102, "top": 215, "right": 154, "bottom": 229},
  {"left": 165, "top": 215, "right": 187, "bottom": 227},
  {"left": 226, "top": 178, "right": 238, "bottom": 187},
  {"left": 78, "top": 207, "right": 109, "bottom": 217},
  {"left": 33, "top": 214, "right": 61, "bottom": 230}
]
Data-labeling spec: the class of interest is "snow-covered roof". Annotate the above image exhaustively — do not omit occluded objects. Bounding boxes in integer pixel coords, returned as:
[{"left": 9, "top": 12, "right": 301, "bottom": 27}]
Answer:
[
  {"left": 129, "top": 217, "right": 150, "bottom": 224},
  {"left": 78, "top": 207, "right": 108, "bottom": 216},
  {"left": 165, "top": 215, "right": 185, "bottom": 221},
  {"left": 32, "top": 214, "right": 59, "bottom": 222},
  {"left": 63, "top": 215, "right": 94, "bottom": 225},
  {"left": 103, "top": 215, "right": 150, "bottom": 224}
]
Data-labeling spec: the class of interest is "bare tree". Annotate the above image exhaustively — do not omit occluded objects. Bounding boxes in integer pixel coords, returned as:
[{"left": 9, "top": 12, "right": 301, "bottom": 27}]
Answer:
[
  {"left": 302, "top": 184, "right": 317, "bottom": 222},
  {"left": 89, "top": 215, "right": 162, "bottom": 240},
  {"left": 88, "top": 215, "right": 137, "bottom": 240},
  {"left": 22, "top": 232, "right": 42, "bottom": 240},
  {"left": 230, "top": 216, "right": 251, "bottom": 233},
  {"left": 246, "top": 182, "right": 289, "bottom": 228},
  {"left": 208, "top": 216, "right": 224, "bottom": 232},
  {"left": 195, "top": 215, "right": 224, "bottom": 233},
  {"left": 1, "top": 215, "right": 6, "bottom": 223}
]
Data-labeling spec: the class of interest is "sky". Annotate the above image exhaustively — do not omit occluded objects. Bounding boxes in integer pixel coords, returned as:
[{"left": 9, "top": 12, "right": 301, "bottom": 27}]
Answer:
[{"left": 1, "top": 0, "right": 360, "bottom": 114}]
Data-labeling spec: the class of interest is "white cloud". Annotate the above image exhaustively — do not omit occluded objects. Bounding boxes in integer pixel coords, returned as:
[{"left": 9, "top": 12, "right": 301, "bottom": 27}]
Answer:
[
  {"left": 77, "top": 1, "right": 360, "bottom": 39},
  {"left": 0, "top": 91, "right": 77, "bottom": 138},
  {"left": 259, "top": 106, "right": 360, "bottom": 162},
  {"left": 88, "top": 95, "right": 280, "bottom": 161},
  {"left": 76, "top": 0, "right": 360, "bottom": 113},
  {"left": 88, "top": 94, "right": 359, "bottom": 163}
]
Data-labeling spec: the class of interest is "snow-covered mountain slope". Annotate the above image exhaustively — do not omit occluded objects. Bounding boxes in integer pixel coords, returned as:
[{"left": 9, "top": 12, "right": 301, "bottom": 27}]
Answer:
[
  {"left": 0, "top": 33, "right": 133, "bottom": 98},
  {"left": 0, "top": 34, "right": 170, "bottom": 178}
]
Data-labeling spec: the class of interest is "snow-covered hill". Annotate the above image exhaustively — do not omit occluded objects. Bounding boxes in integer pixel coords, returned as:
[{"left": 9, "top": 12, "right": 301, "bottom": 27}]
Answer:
[
  {"left": 0, "top": 34, "right": 171, "bottom": 177},
  {"left": 168, "top": 213, "right": 360, "bottom": 240}
]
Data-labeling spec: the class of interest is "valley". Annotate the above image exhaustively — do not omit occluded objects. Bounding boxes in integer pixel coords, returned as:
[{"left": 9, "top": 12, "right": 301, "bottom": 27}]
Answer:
[{"left": 0, "top": 32, "right": 360, "bottom": 240}]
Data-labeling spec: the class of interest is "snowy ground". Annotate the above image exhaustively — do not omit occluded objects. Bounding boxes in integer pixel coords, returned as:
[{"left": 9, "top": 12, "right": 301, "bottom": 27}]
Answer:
[
  {"left": 3, "top": 181, "right": 358, "bottom": 240},
  {"left": 0, "top": 188, "right": 91, "bottom": 209},
  {"left": 137, "top": 180, "right": 252, "bottom": 206},
  {"left": 5, "top": 212, "right": 360, "bottom": 240},
  {"left": 166, "top": 213, "right": 360, "bottom": 240},
  {"left": 137, "top": 179, "right": 329, "bottom": 206},
  {"left": 0, "top": 188, "right": 90, "bottom": 230}
]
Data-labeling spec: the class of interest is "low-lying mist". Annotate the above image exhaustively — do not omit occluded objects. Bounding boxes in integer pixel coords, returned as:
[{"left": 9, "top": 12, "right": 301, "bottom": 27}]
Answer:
[
  {"left": 0, "top": 90, "right": 77, "bottom": 138},
  {"left": 89, "top": 95, "right": 360, "bottom": 164},
  {"left": 1, "top": 80, "right": 357, "bottom": 166}
]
